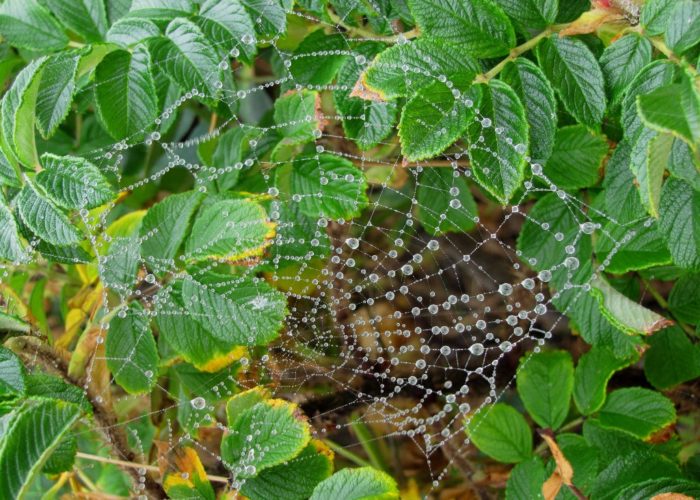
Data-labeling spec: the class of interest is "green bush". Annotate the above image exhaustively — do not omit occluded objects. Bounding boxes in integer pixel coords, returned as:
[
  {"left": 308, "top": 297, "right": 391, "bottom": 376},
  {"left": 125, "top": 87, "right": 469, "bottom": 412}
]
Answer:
[{"left": 0, "top": 0, "right": 699, "bottom": 498}]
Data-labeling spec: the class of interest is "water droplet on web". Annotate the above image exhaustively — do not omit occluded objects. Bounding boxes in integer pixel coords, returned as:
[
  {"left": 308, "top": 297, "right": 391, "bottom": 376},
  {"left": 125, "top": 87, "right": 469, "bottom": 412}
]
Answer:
[
  {"left": 469, "top": 343, "right": 484, "bottom": 356},
  {"left": 580, "top": 222, "right": 596, "bottom": 234},
  {"left": 427, "top": 240, "right": 439, "bottom": 251},
  {"left": 190, "top": 397, "right": 206, "bottom": 410},
  {"left": 498, "top": 283, "right": 513, "bottom": 296},
  {"left": 401, "top": 264, "right": 414, "bottom": 276},
  {"left": 346, "top": 238, "right": 359, "bottom": 250},
  {"left": 564, "top": 257, "right": 580, "bottom": 270},
  {"left": 538, "top": 270, "right": 552, "bottom": 282},
  {"left": 145, "top": 274, "right": 156, "bottom": 284}
]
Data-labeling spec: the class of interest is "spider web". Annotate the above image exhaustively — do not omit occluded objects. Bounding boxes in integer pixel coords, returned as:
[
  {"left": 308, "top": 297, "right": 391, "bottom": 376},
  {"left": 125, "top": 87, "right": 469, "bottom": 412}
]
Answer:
[{"left": 1, "top": 2, "right": 645, "bottom": 496}]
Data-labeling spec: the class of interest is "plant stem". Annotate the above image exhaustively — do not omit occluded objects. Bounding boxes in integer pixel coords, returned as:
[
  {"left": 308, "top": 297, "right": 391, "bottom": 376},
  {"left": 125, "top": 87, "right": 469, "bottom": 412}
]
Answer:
[
  {"left": 477, "top": 27, "right": 556, "bottom": 83},
  {"left": 324, "top": 439, "right": 373, "bottom": 467},
  {"left": 640, "top": 277, "right": 695, "bottom": 336},
  {"left": 326, "top": 9, "right": 419, "bottom": 43}
]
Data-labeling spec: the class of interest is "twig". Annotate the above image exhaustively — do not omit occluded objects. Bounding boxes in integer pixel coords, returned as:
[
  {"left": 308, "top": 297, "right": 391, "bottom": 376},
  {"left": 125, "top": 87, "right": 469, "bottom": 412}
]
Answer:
[
  {"left": 324, "top": 440, "right": 373, "bottom": 467},
  {"left": 75, "top": 452, "right": 230, "bottom": 484},
  {"left": 326, "top": 9, "right": 419, "bottom": 43}
]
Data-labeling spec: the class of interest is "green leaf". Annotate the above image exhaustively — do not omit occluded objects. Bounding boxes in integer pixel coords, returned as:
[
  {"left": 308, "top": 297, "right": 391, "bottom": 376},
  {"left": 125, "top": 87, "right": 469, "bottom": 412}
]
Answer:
[
  {"left": 0, "top": 346, "right": 25, "bottom": 397},
  {"left": 407, "top": 0, "right": 515, "bottom": 58},
  {"left": 184, "top": 198, "right": 274, "bottom": 262},
  {"left": 616, "top": 478, "right": 700, "bottom": 500},
  {"left": 333, "top": 43, "right": 397, "bottom": 150},
  {"left": 600, "top": 34, "right": 652, "bottom": 107},
  {"left": 286, "top": 155, "right": 368, "bottom": 219},
  {"left": 127, "top": 0, "right": 195, "bottom": 20},
  {"left": 0, "top": 0, "right": 68, "bottom": 51},
  {"left": 641, "top": 0, "right": 676, "bottom": 36},
  {"left": 543, "top": 125, "right": 607, "bottom": 190},
  {"left": 598, "top": 387, "right": 676, "bottom": 439},
  {"left": 140, "top": 191, "right": 204, "bottom": 269},
  {"left": 537, "top": 36, "right": 606, "bottom": 128},
  {"left": 658, "top": 177, "right": 700, "bottom": 269},
  {"left": 17, "top": 181, "right": 81, "bottom": 246},
  {"left": 310, "top": 467, "right": 399, "bottom": 500},
  {"left": 415, "top": 167, "right": 477, "bottom": 236},
  {"left": 95, "top": 46, "right": 159, "bottom": 141},
  {"left": 665, "top": 0, "right": 700, "bottom": 54},
  {"left": 0, "top": 398, "right": 82, "bottom": 499},
  {"left": 241, "top": 0, "right": 286, "bottom": 38},
  {"left": 516, "top": 350, "right": 573, "bottom": 430},
  {"left": 493, "top": 0, "right": 557, "bottom": 30},
  {"left": 0, "top": 201, "right": 26, "bottom": 262},
  {"left": 630, "top": 129, "right": 672, "bottom": 218},
  {"left": 180, "top": 273, "right": 287, "bottom": 346},
  {"left": 465, "top": 403, "right": 532, "bottom": 463},
  {"left": 44, "top": 0, "right": 108, "bottom": 42},
  {"left": 467, "top": 80, "right": 528, "bottom": 204},
  {"left": 273, "top": 90, "right": 321, "bottom": 145},
  {"left": 289, "top": 30, "right": 348, "bottom": 86},
  {"left": 590, "top": 449, "right": 681, "bottom": 500},
  {"left": 106, "top": 302, "right": 159, "bottom": 394},
  {"left": 573, "top": 347, "right": 635, "bottom": 415},
  {"left": 222, "top": 398, "right": 311, "bottom": 474},
  {"left": 637, "top": 73, "right": 700, "bottom": 149},
  {"left": 556, "top": 433, "right": 599, "bottom": 495},
  {"left": 590, "top": 274, "right": 673, "bottom": 336},
  {"left": 399, "top": 78, "right": 477, "bottom": 161},
  {"left": 196, "top": 0, "right": 256, "bottom": 65},
  {"left": 106, "top": 18, "right": 161, "bottom": 47},
  {"left": 25, "top": 373, "right": 92, "bottom": 414},
  {"left": 621, "top": 60, "right": 675, "bottom": 142},
  {"left": 161, "top": 446, "right": 216, "bottom": 500},
  {"left": 362, "top": 38, "right": 479, "bottom": 100},
  {"left": 241, "top": 441, "right": 334, "bottom": 500},
  {"left": 644, "top": 326, "right": 700, "bottom": 389},
  {"left": 36, "top": 52, "right": 80, "bottom": 139},
  {"left": 149, "top": 17, "right": 223, "bottom": 100},
  {"left": 669, "top": 274, "right": 700, "bottom": 324},
  {"left": 594, "top": 220, "right": 672, "bottom": 274},
  {"left": 505, "top": 456, "right": 545, "bottom": 500},
  {"left": 500, "top": 58, "right": 557, "bottom": 165},
  {"left": 36, "top": 153, "right": 114, "bottom": 210}
]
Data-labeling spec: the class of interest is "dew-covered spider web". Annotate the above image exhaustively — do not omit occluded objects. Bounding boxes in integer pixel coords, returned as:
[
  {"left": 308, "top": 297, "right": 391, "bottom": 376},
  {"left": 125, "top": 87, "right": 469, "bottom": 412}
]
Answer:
[{"left": 1, "top": 2, "right": 650, "bottom": 495}]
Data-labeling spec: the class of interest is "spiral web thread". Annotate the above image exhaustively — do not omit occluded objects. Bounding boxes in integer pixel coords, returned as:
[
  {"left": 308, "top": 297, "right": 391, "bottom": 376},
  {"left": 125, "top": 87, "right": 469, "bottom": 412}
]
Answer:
[{"left": 0, "top": 2, "right": 648, "bottom": 495}]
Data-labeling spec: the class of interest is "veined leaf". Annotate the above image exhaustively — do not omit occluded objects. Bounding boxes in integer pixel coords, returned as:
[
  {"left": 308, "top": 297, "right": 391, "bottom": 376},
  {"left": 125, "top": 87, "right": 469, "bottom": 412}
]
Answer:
[
  {"left": 621, "top": 60, "right": 675, "bottom": 142},
  {"left": 184, "top": 198, "right": 275, "bottom": 262},
  {"left": 17, "top": 181, "right": 81, "bottom": 246},
  {"left": 399, "top": 78, "right": 477, "bottom": 161},
  {"left": 362, "top": 38, "right": 479, "bottom": 100},
  {"left": 600, "top": 34, "right": 652, "bottom": 107},
  {"left": 242, "top": 441, "right": 334, "bottom": 500},
  {"left": 106, "top": 302, "right": 159, "bottom": 394},
  {"left": 598, "top": 387, "right": 676, "bottom": 439},
  {"left": 630, "top": 129, "right": 671, "bottom": 218},
  {"left": 127, "top": 0, "right": 195, "bottom": 20},
  {"left": 467, "top": 80, "right": 528, "bottom": 204},
  {"left": 641, "top": 0, "right": 676, "bottom": 36},
  {"left": 140, "top": 191, "right": 204, "bottom": 269},
  {"left": 95, "top": 46, "right": 158, "bottom": 141},
  {"left": 415, "top": 167, "right": 478, "bottom": 236},
  {"left": 466, "top": 403, "right": 532, "bottom": 463},
  {"left": 668, "top": 274, "right": 700, "bottom": 324},
  {"left": 0, "top": 0, "right": 68, "bottom": 51},
  {"left": 180, "top": 273, "right": 287, "bottom": 346},
  {"left": 44, "top": 0, "right": 108, "bottom": 42},
  {"left": 222, "top": 398, "right": 310, "bottom": 474},
  {"left": 665, "top": 0, "right": 700, "bottom": 55},
  {"left": 645, "top": 326, "right": 700, "bottom": 390},
  {"left": 493, "top": 0, "right": 557, "bottom": 30},
  {"left": 288, "top": 30, "right": 348, "bottom": 87},
  {"left": 501, "top": 58, "right": 556, "bottom": 165},
  {"left": 160, "top": 446, "right": 216, "bottom": 500},
  {"left": 594, "top": 219, "right": 672, "bottom": 274},
  {"left": 0, "top": 346, "right": 26, "bottom": 397},
  {"left": 0, "top": 399, "right": 82, "bottom": 499},
  {"left": 573, "top": 347, "right": 636, "bottom": 415},
  {"left": 589, "top": 274, "right": 673, "bottom": 335},
  {"left": 310, "top": 467, "right": 399, "bottom": 500},
  {"left": 287, "top": 154, "right": 369, "bottom": 220},
  {"left": 196, "top": 0, "right": 257, "bottom": 65},
  {"left": 537, "top": 36, "right": 606, "bottom": 128},
  {"left": 407, "top": 0, "right": 515, "bottom": 58},
  {"left": 544, "top": 125, "right": 607, "bottom": 190},
  {"left": 0, "top": 200, "right": 26, "bottom": 262},
  {"left": 149, "top": 17, "right": 223, "bottom": 100},
  {"left": 637, "top": 72, "right": 700, "bottom": 150},
  {"left": 36, "top": 153, "right": 114, "bottom": 210},
  {"left": 106, "top": 18, "right": 161, "bottom": 47},
  {"left": 658, "top": 177, "right": 700, "bottom": 269},
  {"left": 36, "top": 52, "right": 80, "bottom": 139},
  {"left": 241, "top": 0, "right": 286, "bottom": 38},
  {"left": 505, "top": 457, "right": 546, "bottom": 500},
  {"left": 516, "top": 350, "right": 573, "bottom": 430},
  {"left": 273, "top": 90, "right": 321, "bottom": 145}
]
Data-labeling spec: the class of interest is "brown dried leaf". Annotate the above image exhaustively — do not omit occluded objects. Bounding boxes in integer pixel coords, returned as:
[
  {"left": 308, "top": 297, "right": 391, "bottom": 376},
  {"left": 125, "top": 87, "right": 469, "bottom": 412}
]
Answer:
[
  {"left": 350, "top": 76, "right": 386, "bottom": 103},
  {"left": 541, "top": 432, "right": 574, "bottom": 500}
]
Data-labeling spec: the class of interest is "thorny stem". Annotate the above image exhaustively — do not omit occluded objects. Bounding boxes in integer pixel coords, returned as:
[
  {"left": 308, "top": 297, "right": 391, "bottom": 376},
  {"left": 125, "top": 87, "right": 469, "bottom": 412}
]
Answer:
[{"left": 326, "top": 9, "right": 419, "bottom": 43}]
